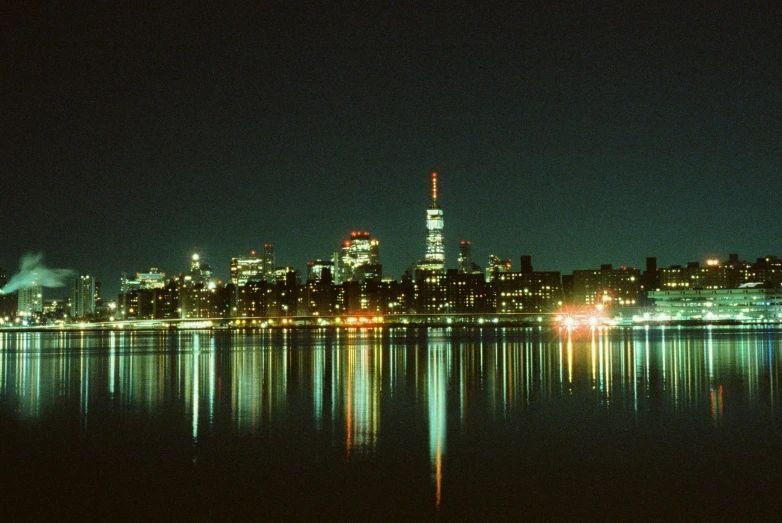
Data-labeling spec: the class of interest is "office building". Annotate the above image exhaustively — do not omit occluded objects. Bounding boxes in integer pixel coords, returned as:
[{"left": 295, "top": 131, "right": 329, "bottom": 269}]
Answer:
[
  {"left": 418, "top": 172, "right": 445, "bottom": 273},
  {"left": 18, "top": 280, "right": 43, "bottom": 315},
  {"left": 649, "top": 284, "right": 782, "bottom": 322},
  {"left": 137, "top": 268, "right": 166, "bottom": 289},
  {"left": 493, "top": 258, "right": 563, "bottom": 313},
  {"left": 486, "top": 255, "right": 512, "bottom": 282},
  {"left": 338, "top": 231, "right": 381, "bottom": 282},
  {"left": 458, "top": 241, "right": 482, "bottom": 274},
  {"left": 307, "top": 260, "right": 334, "bottom": 283},
  {"left": 567, "top": 264, "right": 641, "bottom": 306},
  {"left": 71, "top": 274, "right": 96, "bottom": 318},
  {"left": 231, "top": 251, "right": 265, "bottom": 286},
  {"left": 263, "top": 244, "right": 275, "bottom": 282}
]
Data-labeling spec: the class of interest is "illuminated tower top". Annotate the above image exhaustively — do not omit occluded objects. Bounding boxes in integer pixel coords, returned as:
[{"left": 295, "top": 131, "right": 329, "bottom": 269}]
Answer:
[
  {"left": 420, "top": 172, "right": 445, "bottom": 273},
  {"left": 429, "top": 171, "right": 440, "bottom": 209}
]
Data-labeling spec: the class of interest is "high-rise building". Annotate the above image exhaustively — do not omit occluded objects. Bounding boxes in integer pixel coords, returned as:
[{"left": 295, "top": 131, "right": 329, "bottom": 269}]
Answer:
[
  {"left": 457, "top": 241, "right": 482, "bottom": 275},
  {"left": 338, "top": 232, "right": 381, "bottom": 282},
  {"left": 486, "top": 255, "right": 512, "bottom": 282},
  {"left": 71, "top": 274, "right": 96, "bottom": 318},
  {"left": 263, "top": 244, "right": 275, "bottom": 282},
  {"left": 419, "top": 172, "right": 445, "bottom": 273},
  {"left": 519, "top": 255, "right": 533, "bottom": 274},
  {"left": 18, "top": 280, "right": 43, "bottom": 315},
  {"left": 137, "top": 268, "right": 166, "bottom": 289},
  {"left": 231, "top": 251, "right": 265, "bottom": 286},
  {"left": 0, "top": 268, "right": 17, "bottom": 318},
  {"left": 189, "top": 253, "right": 214, "bottom": 285},
  {"left": 568, "top": 264, "right": 642, "bottom": 306},
  {"left": 307, "top": 260, "right": 334, "bottom": 283}
]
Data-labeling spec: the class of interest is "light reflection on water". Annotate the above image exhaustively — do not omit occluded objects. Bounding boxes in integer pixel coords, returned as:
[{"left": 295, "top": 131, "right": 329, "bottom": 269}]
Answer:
[
  {"left": 1, "top": 326, "right": 781, "bottom": 517},
  {"left": 2, "top": 327, "right": 781, "bottom": 432}
]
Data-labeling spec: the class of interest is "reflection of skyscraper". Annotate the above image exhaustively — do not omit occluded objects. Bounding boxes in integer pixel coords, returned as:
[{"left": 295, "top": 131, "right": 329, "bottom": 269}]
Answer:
[
  {"left": 419, "top": 172, "right": 445, "bottom": 273},
  {"left": 429, "top": 344, "right": 448, "bottom": 510}
]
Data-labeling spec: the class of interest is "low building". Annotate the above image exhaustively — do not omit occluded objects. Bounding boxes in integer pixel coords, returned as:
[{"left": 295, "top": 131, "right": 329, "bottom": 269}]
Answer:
[{"left": 649, "top": 284, "right": 782, "bottom": 322}]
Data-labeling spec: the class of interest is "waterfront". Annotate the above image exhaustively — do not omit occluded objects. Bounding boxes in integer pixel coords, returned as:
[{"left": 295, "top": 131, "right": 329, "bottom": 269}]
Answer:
[{"left": 1, "top": 326, "right": 781, "bottom": 520}]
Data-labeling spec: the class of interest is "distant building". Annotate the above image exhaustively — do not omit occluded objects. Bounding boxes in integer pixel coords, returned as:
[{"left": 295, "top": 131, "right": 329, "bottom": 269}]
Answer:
[
  {"left": 419, "top": 172, "right": 445, "bottom": 273},
  {"left": 415, "top": 270, "right": 448, "bottom": 314},
  {"left": 567, "top": 264, "right": 641, "bottom": 307},
  {"left": 458, "top": 241, "right": 482, "bottom": 274},
  {"left": 137, "top": 268, "right": 166, "bottom": 289},
  {"left": 519, "top": 255, "right": 533, "bottom": 274},
  {"left": 71, "top": 274, "right": 96, "bottom": 318},
  {"left": 338, "top": 231, "right": 381, "bottom": 282},
  {"left": 659, "top": 260, "right": 740, "bottom": 290},
  {"left": 231, "top": 251, "right": 265, "bottom": 286},
  {"left": 444, "top": 269, "right": 493, "bottom": 313},
  {"left": 486, "top": 255, "right": 512, "bottom": 282},
  {"left": 0, "top": 267, "right": 17, "bottom": 319},
  {"left": 189, "top": 253, "right": 214, "bottom": 285},
  {"left": 307, "top": 260, "right": 334, "bottom": 283},
  {"left": 18, "top": 280, "right": 43, "bottom": 315},
  {"left": 494, "top": 269, "right": 563, "bottom": 314},
  {"left": 650, "top": 284, "right": 782, "bottom": 322},
  {"left": 120, "top": 273, "right": 141, "bottom": 294},
  {"left": 262, "top": 244, "right": 275, "bottom": 282},
  {"left": 271, "top": 266, "right": 300, "bottom": 285}
]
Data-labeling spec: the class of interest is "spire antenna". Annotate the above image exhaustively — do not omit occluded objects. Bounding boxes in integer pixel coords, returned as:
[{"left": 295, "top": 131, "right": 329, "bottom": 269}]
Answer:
[{"left": 432, "top": 171, "right": 438, "bottom": 202}]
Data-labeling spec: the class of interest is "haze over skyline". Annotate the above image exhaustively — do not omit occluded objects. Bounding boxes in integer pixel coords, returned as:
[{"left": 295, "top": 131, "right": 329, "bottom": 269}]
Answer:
[{"left": 4, "top": 3, "right": 780, "bottom": 296}]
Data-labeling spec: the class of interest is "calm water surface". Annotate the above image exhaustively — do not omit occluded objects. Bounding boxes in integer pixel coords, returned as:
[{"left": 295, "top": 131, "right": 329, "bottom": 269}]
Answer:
[{"left": 1, "top": 326, "right": 781, "bottom": 520}]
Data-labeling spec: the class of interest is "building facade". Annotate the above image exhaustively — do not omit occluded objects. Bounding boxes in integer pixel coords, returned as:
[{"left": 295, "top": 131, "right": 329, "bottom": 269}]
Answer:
[
  {"left": 419, "top": 172, "right": 445, "bottom": 273},
  {"left": 71, "top": 274, "right": 96, "bottom": 318},
  {"left": 650, "top": 284, "right": 782, "bottom": 322},
  {"left": 338, "top": 232, "right": 381, "bottom": 283}
]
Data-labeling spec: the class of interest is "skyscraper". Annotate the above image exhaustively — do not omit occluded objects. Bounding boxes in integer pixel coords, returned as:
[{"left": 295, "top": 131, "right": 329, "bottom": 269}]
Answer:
[
  {"left": 231, "top": 251, "right": 264, "bottom": 286},
  {"left": 18, "top": 280, "right": 43, "bottom": 315},
  {"left": 458, "top": 241, "right": 482, "bottom": 274},
  {"left": 71, "top": 274, "right": 96, "bottom": 318},
  {"left": 338, "top": 232, "right": 381, "bottom": 282},
  {"left": 263, "top": 244, "right": 275, "bottom": 282},
  {"left": 419, "top": 172, "right": 445, "bottom": 273}
]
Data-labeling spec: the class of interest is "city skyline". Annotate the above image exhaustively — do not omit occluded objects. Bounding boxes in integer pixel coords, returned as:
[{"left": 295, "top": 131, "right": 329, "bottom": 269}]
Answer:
[{"left": 3, "top": 4, "right": 780, "bottom": 297}]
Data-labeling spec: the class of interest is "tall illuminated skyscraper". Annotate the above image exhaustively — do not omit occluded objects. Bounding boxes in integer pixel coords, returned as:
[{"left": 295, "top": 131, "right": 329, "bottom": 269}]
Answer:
[
  {"left": 71, "top": 274, "right": 96, "bottom": 318},
  {"left": 419, "top": 172, "right": 445, "bottom": 273}
]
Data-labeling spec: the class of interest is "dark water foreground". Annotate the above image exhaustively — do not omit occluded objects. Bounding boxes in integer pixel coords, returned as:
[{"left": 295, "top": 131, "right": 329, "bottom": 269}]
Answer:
[{"left": 1, "top": 326, "right": 781, "bottom": 520}]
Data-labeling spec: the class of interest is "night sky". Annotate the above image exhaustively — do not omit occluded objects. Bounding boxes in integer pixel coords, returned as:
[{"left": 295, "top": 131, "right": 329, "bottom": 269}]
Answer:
[{"left": 3, "top": 2, "right": 781, "bottom": 297}]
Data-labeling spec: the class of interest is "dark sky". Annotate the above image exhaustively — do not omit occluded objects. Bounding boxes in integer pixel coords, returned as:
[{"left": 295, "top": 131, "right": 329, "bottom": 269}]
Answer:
[{"left": 3, "top": 2, "right": 781, "bottom": 297}]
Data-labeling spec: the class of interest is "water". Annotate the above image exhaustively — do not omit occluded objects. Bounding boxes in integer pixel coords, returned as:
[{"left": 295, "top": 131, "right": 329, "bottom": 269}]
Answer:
[{"left": 1, "top": 326, "right": 781, "bottom": 520}]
